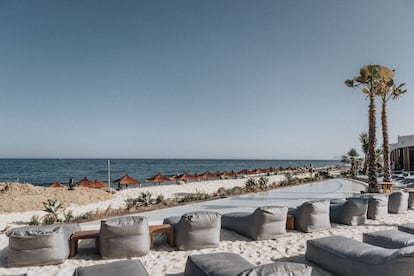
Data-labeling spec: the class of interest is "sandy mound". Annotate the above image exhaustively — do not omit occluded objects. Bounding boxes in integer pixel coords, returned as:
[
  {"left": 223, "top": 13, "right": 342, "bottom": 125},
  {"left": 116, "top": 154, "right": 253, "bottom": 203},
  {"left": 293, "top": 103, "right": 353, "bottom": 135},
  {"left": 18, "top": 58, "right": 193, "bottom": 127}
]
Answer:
[{"left": 0, "top": 183, "right": 114, "bottom": 213}]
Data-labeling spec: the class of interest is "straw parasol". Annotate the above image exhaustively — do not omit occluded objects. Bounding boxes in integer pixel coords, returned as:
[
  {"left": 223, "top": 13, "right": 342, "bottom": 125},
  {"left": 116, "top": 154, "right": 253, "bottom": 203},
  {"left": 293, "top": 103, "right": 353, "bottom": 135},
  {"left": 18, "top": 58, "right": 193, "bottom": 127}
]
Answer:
[
  {"left": 113, "top": 174, "right": 142, "bottom": 189},
  {"left": 220, "top": 171, "right": 234, "bottom": 178},
  {"left": 49, "top": 181, "right": 66, "bottom": 188},
  {"left": 174, "top": 172, "right": 194, "bottom": 182},
  {"left": 199, "top": 171, "right": 217, "bottom": 180},
  {"left": 74, "top": 177, "right": 93, "bottom": 187},
  {"left": 90, "top": 179, "right": 108, "bottom": 189},
  {"left": 237, "top": 169, "right": 253, "bottom": 175},
  {"left": 146, "top": 173, "right": 171, "bottom": 185}
]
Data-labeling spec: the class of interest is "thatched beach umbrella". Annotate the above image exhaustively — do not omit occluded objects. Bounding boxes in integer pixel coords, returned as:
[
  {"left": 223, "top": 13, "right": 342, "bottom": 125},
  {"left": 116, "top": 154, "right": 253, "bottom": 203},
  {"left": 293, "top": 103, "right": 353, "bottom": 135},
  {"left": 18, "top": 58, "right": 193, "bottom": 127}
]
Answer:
[
  {"left": 237, "top": 169, "right": 253, "bottom": 175},
  {"left": 220, "top": 171, "right": 234, "bottom": 178},
  {"left": 174, "top": 172, "right": 194, "bottom": 183},
  {"left": 49, "top": 181, "right": 66, "bottom": 188},
  {"left": 146, "top": 173, "right": 171, "bottom": 185},
  {"left": 91, "top": 179, "right": 108, "bottom": 188},
  {"left": 199, "top": 171, "right": 217, "bottom": 180},
  {"left": 74, "top": 177, "right": 93, "bottom": 187},
  {"left": 113, "top": 174, "right": 142, "bottom": 189}
]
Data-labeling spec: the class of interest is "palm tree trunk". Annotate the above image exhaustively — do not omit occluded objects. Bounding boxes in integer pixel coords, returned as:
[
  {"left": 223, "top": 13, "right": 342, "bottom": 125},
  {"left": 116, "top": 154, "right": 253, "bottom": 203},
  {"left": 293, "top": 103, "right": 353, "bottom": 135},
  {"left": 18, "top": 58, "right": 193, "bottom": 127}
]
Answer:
[
  {"left": 382, "top": 100, "right": 392, "bottom": 182},
  {"left": 368, "top": 92, "right": 378, "bottom": 192}
]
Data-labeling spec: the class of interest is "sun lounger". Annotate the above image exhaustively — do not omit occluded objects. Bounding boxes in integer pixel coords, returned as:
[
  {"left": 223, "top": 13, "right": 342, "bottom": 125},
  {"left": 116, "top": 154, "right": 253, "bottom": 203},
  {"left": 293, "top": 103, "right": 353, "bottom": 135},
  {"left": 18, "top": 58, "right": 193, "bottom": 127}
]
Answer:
[
  {"left": 305, "top": 235, "right": 414, "bottom": 276},
  {"left": 221, "top": 206, "right": 288, "bottom": 240},
  {"left": 388, "top": 190, "right": 409, "bottom": 213},
  {"left": 99, "top": 216, "right": 150, "bottom": 259},
  {"left": 7, "top": 224, "right": 78, "bottom": 267},
  {"left": 73, "top": 260, "right": 149, "bottom": 276},
  {"left": 163, "top": 211, "right": 221, "bottom": 250},
  {"left": 288, "top": 200, "right": 331, "bottom": 232},
  {"left": 184, "top": 252, "right": 312, "bottom": 276},
  {"left": 398, "top": 223, "right": 414, "bottom": 235},
  {"left": 363, "top": 230, "right": 414, "bottom": 248}
]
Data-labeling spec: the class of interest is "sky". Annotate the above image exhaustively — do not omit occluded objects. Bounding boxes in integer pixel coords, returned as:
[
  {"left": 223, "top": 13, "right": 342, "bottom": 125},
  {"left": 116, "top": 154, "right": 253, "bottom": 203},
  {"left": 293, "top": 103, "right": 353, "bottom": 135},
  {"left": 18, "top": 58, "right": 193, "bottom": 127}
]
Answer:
[{"left": 0, "top": 0, "right": 413, "bottom": 159}]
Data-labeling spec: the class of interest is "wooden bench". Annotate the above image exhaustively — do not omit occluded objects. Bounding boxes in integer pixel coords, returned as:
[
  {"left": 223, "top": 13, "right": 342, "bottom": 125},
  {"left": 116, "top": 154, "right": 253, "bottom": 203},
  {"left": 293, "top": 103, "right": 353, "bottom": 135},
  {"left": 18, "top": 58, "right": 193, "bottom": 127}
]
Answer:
[
  {"left": 149, "top": 224, "right": 174, "bottom": 249},
  {"left": 286, "top": 214, "right": 295, "bottom": 230}
]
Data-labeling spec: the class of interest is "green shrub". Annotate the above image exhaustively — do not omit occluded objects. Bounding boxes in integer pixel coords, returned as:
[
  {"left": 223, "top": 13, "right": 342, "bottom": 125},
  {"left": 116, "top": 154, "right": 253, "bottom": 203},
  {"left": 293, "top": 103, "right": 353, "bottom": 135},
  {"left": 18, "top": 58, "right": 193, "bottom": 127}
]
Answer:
[
  {"left": 42, "top": 214, "right": 57, "bottom": 225},
  {"left": 245, "top": 178, "right": 257, "bottom": 188},
  {"left": 29, "top": 215, "right": 40, "bottom": 225},
  {"left": 63, "top": 210, "right": 75, "bottom": 223},
  {"left": 137, "top": 192, "right": 154, "bottom": 207},
  {"left": 156, "top": 194, "right": 165, "bottom": 204},
  {"left": 42, "top": 199, "right": 63, "bottom": 222},
  {"left": 258, "top": 176, "right": 269, "bottom": 188}
]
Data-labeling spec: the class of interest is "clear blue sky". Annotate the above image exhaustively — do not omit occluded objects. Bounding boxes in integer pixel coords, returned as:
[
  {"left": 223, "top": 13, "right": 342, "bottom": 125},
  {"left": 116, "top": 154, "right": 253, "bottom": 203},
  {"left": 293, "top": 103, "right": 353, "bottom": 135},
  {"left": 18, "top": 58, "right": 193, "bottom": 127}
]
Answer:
[{"left": 0, "top": 0, "right": 413, "bottom": 159}]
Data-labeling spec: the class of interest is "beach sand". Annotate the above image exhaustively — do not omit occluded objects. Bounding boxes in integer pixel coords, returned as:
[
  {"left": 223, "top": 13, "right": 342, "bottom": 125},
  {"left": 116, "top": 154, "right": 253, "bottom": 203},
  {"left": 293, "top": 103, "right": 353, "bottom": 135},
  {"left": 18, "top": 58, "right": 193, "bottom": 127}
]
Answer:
[{"left": 1, "top": 175, "right": 411, "bottom": 276}]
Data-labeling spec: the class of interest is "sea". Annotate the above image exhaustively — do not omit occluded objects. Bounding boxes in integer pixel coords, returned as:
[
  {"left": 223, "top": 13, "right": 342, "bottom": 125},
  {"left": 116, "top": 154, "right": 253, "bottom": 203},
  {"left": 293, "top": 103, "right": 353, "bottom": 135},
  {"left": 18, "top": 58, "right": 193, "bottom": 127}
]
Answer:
[{"left": 0, "top": 159, "right": 341, "bottom": 188}]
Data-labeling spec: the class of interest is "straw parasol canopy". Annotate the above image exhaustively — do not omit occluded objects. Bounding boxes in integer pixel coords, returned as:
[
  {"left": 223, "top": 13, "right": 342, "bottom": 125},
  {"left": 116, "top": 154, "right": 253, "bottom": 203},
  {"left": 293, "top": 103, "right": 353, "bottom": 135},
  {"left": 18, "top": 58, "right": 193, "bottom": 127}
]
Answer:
[
  {"left": 146, "top": 173, "right": 171, "bottom": 184},
  {"left": 199, "top": 171, "right": 217, "bottom": 180},
  {"left": 113, "top": 174, "right": 142, "bottom": 187},
  {"left": 49, "top": 181, "right": 66, "bottom": 188},
  {"left": 90, "top": 179, "right": 108, "bottom": 189},
  {"left": 220, "top": 171, "right": 234, "bottom": 178},
  {"left": 174, "top": 172, "right": 194, "bottom": 182},
  {"left": 74, "top": 177, "right": 93, "bottom": 187},
  {"left": 237, "top": 169, "right": 253, "bottom": 175}
]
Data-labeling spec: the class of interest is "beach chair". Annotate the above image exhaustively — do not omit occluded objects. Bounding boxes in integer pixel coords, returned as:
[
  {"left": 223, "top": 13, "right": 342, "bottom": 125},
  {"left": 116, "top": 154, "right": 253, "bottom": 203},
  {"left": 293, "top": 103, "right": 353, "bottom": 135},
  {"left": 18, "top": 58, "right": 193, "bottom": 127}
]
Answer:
[
  {"left": 7, "top": 224, "right": 78, "bottom": 267},
  {"left": 221, "top": 206, "right": 287, "bottom": 240},
  {"left": 99, "top": 216, "right": 150, "bottom": 259},
  {"left": 329, "top": 197, "right": 368, "bottom": 225},
  {"left": 184, "top": 252, "right": 312, "bottom": 276},
  {"left": 388, "top": 190, "right": 409, "bottom": 213},
  {"left": 163, "top": 211, "right": 221, "bottom": 250},
  {"left": 358, "top": 193, "right": 389, "bottom": 219},
  {"left": 288, "top": 200, "right": 331, "bottom": 232},
  {"left": 363, "top": 229, "right": 414, "bottom": 249},
  {"left": 306, "top": 235, "right": 414, "bottom": 276}
]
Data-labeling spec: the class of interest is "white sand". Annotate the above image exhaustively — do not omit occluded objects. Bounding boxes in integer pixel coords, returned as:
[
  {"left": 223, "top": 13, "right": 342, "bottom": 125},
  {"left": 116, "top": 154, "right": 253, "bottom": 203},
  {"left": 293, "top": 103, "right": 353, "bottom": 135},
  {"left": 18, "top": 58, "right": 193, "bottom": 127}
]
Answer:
[{"left": 1, "top": 175, "right": 411, "bottom": 276}]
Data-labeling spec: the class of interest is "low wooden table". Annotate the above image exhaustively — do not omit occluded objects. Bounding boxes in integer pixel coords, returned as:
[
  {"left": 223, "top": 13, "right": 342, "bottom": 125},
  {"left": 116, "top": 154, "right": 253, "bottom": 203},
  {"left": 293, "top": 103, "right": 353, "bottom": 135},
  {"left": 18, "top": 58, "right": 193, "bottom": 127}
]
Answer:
[
  {"left": 69, "top": 229, "right": 100, "bottom": 258},
  {"left": 380, "top": 182, "right": 394, "bottom": 194},
  {"left": 286, "top": 215, "right": 295, "bottom": 230},
  {"left": 149, "top": 224, "right": 174, "bottom": 249}
]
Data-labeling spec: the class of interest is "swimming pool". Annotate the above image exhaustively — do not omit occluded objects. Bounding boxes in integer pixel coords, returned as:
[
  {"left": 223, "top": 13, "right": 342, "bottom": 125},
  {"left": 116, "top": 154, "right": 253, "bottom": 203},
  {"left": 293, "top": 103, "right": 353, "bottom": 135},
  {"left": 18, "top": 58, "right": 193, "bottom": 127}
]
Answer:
[{"left": 136, "top": 178, "right": 367, "bottom": 223}]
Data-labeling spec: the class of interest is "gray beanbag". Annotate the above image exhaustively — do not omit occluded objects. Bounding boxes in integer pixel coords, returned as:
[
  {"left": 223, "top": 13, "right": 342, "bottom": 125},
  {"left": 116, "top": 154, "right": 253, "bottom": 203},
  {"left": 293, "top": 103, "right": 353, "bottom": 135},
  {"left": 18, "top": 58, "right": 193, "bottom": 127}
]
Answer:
[
  {"left": 330, "top": 198, "right": 368, "bottom": 225},
  {"left": 73, "top": 260, "right": 149, "bottom": 276},
  {"left": 363, "top": 230, "right": 414, "bottom": 249},
  {"left": 306, "top": 235, "right": 414, "bottom": 276},
  {"left": 184, "top": 252, "right": 312, "bottom": 276},
  {"left": 222, "top": 206, "right": 288, "bottom": 240},
  {"left": 388, "top": 191, "right": 409, "bottom": 214},
  {"left": 291, "top": 200, "right": 330, "bottom": 232},
  {"left": 99, "top": 216, "right": 150, "bottom": 259},
  {"left": 164, "top": 211, "right": 221, "bottom": 250},
  {"left": 408, "top": 190, "right": 414, "bottom": 209},
  {"left": 359, "top": 193, "right": 388, "bottom": 219},
  {"left": 7, "top": 226, "right": 70, "bottom": 267}
]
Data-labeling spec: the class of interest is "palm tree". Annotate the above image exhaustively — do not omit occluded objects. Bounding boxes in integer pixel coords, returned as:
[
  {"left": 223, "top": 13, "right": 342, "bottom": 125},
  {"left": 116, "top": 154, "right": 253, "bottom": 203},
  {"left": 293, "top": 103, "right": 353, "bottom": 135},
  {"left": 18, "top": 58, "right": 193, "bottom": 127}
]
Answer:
[
  {"left": 341, "top": 148, "right": 360, "bottom": 177},
  {"left": 359, "top": 132, "right": 369, "bottom": 175},
  {"left": 345, "top": 65, "right": 382, "bottom": 192},
  {"left": 375, "top": 68, "right": 406, "bottom": 182}
]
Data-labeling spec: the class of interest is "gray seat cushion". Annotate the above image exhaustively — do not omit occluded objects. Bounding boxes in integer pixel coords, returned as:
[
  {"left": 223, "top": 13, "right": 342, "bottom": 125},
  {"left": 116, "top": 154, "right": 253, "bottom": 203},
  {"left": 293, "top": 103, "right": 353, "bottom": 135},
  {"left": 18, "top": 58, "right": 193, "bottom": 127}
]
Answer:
[
  {"left": 99, "top": 216, "right": 150, "bottom": 259},
  {"left": 184, "top": 253, "right": 312, "bottom": 276},
  {"left": 165, "top": 211, "right": 221, "bottom": 250},
  {"left": 293, "top": 200, "right": 331, "bottom": 232},
  {"left": 330, "top": 198, "right": 368, "bottom": 225},
  {"left": 238, "top": 262, "right": 312, "bottom": 276},
  {"left": 398, "top": 223, "right": 414, "bottom": 235},
  {"left": 73, "top": 260, "right": 149, "bottom": 276},
  {"left": 388, "top": 191, "right": 409, "bottom": 214},
  {"left": 222, "top": 206, "right": 288, "bottom": 240},
  {"left": 7, "top": 226, "right": 70, "bottom": 267},
  {"left": 363, "top": 230, "right": 414, "bottom": 248},
  {"left": 306, "top": 235, "right": 414, "bottom": 276},
  {"left": 184, "top": 252, "right": 254, "bottom": 276}
]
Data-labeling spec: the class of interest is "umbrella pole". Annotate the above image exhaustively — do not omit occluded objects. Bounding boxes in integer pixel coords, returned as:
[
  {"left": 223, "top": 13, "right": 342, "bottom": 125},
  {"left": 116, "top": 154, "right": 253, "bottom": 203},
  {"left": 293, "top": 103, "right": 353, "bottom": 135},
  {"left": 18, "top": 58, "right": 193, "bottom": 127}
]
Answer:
[{"left": 107, "top": 160, "right": 111, "bottom": 191}]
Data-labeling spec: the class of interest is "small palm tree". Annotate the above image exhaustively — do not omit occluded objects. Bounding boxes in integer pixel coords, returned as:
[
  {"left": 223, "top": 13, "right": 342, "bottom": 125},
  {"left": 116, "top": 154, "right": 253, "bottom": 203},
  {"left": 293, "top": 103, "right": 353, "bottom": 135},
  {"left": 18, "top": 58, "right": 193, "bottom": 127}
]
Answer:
[
  {"left": 341, "top": 148, "right": 360, "bottom": 177},
  {"left": 42, "top": 199, "right": 63, "bottom": 223}
]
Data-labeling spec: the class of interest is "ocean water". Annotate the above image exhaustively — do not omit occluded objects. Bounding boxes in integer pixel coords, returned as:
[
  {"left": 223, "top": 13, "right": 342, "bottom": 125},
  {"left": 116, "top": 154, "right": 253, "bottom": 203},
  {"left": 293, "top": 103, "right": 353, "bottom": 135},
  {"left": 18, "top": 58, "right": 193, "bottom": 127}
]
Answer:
[{"left": 0, "top": 159, "right": 340, "bottom": 187}]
